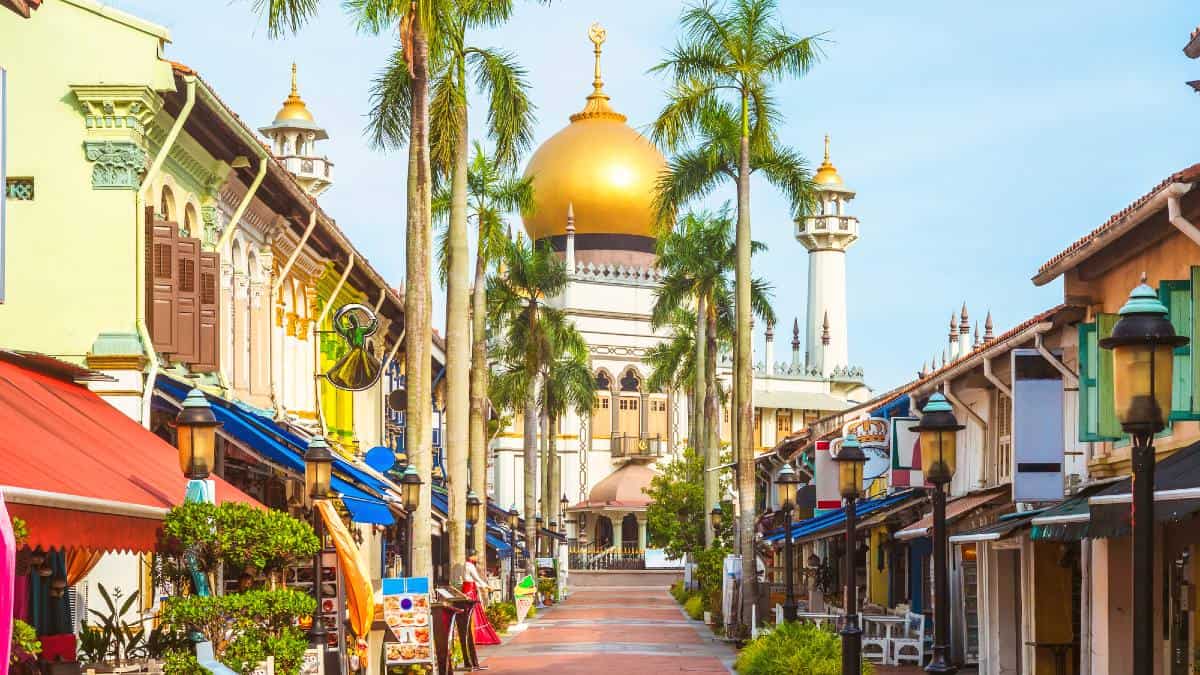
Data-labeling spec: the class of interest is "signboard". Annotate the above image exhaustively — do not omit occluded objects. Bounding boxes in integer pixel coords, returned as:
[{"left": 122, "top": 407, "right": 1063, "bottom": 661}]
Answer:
[
  {"left": 844, "top": 417, "right": 891, "bottom": 482},
  {"left": 814, "top": 439, "right": 841, "bottom": 513},
  {"left": 513, "top": 574, "right": 536, "bottom": 624},
  {"left": 381, "top": 577, "right": 433, "bottom": 666},
  {"left": 889, "top": 416, "right": 923, "bottom": 488},
  {"left": 1012, "top": 348, "right": 1064, "bottom": 501}
]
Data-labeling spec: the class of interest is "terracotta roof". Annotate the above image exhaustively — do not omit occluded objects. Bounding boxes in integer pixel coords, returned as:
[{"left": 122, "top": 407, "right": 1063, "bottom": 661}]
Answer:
[
  {"left": 1186, "top": 26, "right": 1200, "bottom": 58},
  {"left": 1034, "top": 163, "right": 1200, "bottom": 284},
  {"left": 1, "top": 0, "right": 41, "bottom": 18},
  {"left": 570, "top": 462, "right": 655, "bottom": 510}
]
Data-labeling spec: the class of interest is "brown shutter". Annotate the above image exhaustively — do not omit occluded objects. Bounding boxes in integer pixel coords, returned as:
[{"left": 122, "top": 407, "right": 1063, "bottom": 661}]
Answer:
[
  {"left": 146, "top": 206, "right": 179, "bottom": 353},
  {"left": 193, "top": 251, "right": 220, "bottom": 372},
  {"left": 174, "top": 236, "right": 200, "bottom": 364}
]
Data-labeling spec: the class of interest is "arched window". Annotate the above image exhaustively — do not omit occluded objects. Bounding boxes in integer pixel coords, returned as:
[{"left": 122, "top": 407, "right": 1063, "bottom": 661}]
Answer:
[
  {"left": 591, "top": 370, "right": 612, "bottom": 440},
  {"left": 183, "top": 204, "right": 197, "bottom": 237},
  {"left": 619, "top": 368, "right": 641, "bottom": 392},
  {"left": 595, "top": 372, "right": 611, "bottom": 391},
  {"left": 159, "top": 185, "right": 175, "bottom": 221},
  {"left": 617, "top": 368, "right": 641, "bottom": 437}
]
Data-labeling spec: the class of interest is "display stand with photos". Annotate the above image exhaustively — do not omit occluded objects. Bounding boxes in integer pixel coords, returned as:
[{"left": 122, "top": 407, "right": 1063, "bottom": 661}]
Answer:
[{"left": 381, "top": 577, "right": 436, "bottom": 672}]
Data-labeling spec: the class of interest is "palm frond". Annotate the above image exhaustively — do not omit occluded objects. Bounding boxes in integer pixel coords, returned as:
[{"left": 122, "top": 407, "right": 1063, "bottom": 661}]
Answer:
[
  {"left": 364, "top": 45, "right": 413, "bottom": 150},
  {"left": 256, "top": 0, "right": 322, "bottom": 38},
  {"left": 466, "top": 48, "right": 536, "bottom": 167}
]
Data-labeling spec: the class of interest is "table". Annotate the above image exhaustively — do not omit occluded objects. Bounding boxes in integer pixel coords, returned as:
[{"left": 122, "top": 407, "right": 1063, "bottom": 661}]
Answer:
[
  {"left": 1025, "top": 641, "right": 1075, "bottom": 675},
  {"left": 862, "top": 615, "right": 907, "bottom": 665},
  {"left": 795, "top": 612, "right": 841, "bottom": 628}
]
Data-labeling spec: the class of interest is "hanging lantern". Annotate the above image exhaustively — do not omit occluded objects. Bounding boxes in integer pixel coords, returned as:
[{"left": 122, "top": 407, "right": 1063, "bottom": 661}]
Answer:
[
  {"left": 176, "top": 388, "right": 221, "bottom": 480},
  {"left": 304, "top": 437, "right": 334, "bottom": 501},
  {"left": 833, "top": 433, "right": 868, "bottom": 498},
  {"left": 775, "top": 463, "right": 800, "bottom": 510},
  {"left": 909, "top": 393, "right": 964, "bottom": 484},
  {"left": 466, "top": 490, "right": 482, "bottom": 524},
  {"left": 401, "top": 466, "right": 423, "bottom": 513}
]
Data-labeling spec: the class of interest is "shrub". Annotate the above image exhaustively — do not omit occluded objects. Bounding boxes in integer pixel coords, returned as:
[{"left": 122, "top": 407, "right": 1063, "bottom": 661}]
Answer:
[
  {"left": 160, "top": 503, "right": 319, "bottom": 586},
  {"left": 734, "top": 621, "right": 874, "bottom": 675},
  {"left": 163, "top": 650, "right": 210, "bottom": 675},
  {"left": 683, "top": 595, "right": 704, "bottom": 621},
  {"left": 161, "top": 589, "right": 314, "bottom": 675},
  {"left": 536, "top": 578, "right": 556, "bottom": 602},
  {"left": 485, "top": 602, "right": 517, "bottom": 634},
  {"left": 11, "top": 619, "right": 40, "bottom": 663},
  {"left": 694, "top": 546, "right": 727, "bottom": 612}
]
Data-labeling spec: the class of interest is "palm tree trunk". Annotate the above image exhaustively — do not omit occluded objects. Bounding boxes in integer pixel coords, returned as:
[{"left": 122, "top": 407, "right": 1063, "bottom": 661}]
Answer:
[
  {"left": 704, "top": 297, "right": 720, "bottom": 544},
  {"left": 444, "top": 79, "right": 470, "bottom": 586},
  {"left": 735, "top": 98, "right": 757, "bottom": 631},
  {"left": 406, "top": 11, "right": 434, "bottom": 581},
  {"left": 468, "top": 227, "right": 489, "bottom": 560},
  {"left": 523, "top": 389, "right": 538, "bottom": 580},
  {"left": 696, "top": 294, "right": 713, "bottom": 547},
  {"left": 548, "top": 413, "right": 559, "bottom": 547},
  {"left": 540, "top": 411, "right": 550, "bottom": 523}
]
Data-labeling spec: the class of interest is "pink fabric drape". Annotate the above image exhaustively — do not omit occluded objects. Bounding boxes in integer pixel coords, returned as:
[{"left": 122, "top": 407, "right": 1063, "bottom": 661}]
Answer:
[{"left": 1, "top": 493, "right": 18, "bottom": 675}]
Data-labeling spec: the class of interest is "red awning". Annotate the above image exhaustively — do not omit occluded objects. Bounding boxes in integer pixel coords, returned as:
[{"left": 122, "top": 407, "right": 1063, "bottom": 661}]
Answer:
[{"left": 0, "top": 358, "right": 259, "bottom": 552}]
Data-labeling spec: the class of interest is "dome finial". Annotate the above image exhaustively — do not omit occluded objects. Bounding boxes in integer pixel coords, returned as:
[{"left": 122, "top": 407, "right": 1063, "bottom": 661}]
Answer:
[
  {"left": 291, "top": 62, "right": 299, "bottom": 97},
  {"left": 813, "top": 133, "right": 844, "bottom": 187},
  {"left": 572, "top": 23, "right": 625, "bottom": 122},
  {"left": 272, "top": 62, "right": 315, "bottom": 124},
  {"left": 589, "top": 23, "right": 607, "bottom": 97},
  {"left": 824, "top": 134, "right": 831, "bottom": 162}
]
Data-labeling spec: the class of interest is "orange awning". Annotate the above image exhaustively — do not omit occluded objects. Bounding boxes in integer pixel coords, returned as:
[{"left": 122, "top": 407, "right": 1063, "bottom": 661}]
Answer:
[
  {"left": 0, "top": 355, "right": 259, "bottom": 552},
  {"left": 894, "top": 485, "right": 1011, "bottom": 541}
]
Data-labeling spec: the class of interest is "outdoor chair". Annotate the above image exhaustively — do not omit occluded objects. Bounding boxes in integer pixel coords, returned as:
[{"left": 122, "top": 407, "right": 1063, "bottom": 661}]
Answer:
[
  {"left": 860, "top": 605, "right": 889, "bottom": 665},
  {"left": 891, "top": 611, "right": 926, "bottom": 666}
]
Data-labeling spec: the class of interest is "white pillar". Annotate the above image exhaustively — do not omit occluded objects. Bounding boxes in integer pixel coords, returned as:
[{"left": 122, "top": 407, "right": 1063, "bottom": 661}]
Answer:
[
  {"left": 565, "top": 203, "right": 576, "bottom": 274},
  {"left": 764, "top": 321, "right": 775, "bottom": 375},
  {"left": 637, "top": 516, "right": 647, "bottom": 551},
  {"left": 806, "top": 249, "right": 848, "bottom": 374}
]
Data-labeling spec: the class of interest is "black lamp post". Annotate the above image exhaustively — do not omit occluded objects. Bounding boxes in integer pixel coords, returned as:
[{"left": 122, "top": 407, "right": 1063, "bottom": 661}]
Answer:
[
  {"left": 466, "top": 490, "right": 482, "bottom": 556},
  {"left": 507, "top": 505, "right": 520, "bottom": 601},
  {"left": 775, "top": 464, "right": 800, "bottom": 622},
  {"left": 303, "top": 437, "right": 334, "bottom": 647},
  {"left": 709, "top": 503, "right": 723, "bottom": 539},
  {"left": 1099, "top": 280, "right": 1186, "bottom": 675},
  {"left": 833, "top": 434, "right": 868, "bottom": 675},
  {"left": 400, "top": 465, "right": 422, "bottom": 577},
  {"left": 535, "top": 512, "right": 544, "bottom": 558},
  {"left": 910, "top": 393, "right": 964, "bottom": 674},
  {"left": 176, "top": 389, "right": 221, "bottom": 482}
]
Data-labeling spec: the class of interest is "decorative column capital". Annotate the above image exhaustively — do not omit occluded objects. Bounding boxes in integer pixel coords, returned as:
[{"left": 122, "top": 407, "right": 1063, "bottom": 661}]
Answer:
[
  {"left": 71, "top": 85, "right": 161, "bottom": 191},
  {"left": 84, "top": 140, "right": 147, "bottom": 190}
]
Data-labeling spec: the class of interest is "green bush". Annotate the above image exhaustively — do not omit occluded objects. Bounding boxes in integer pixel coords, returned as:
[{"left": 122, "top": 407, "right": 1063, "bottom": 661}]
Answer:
[
  {"left": 160, "top": 589, "right": 314, "bottom": 675},
  {"left": 734, "top": 621, "right": 874, "bottom": 675},
  {"left": 160, "top": 503, "right": 319, "bottom": 586},
  {"left": 485, "top": 602, "right": 517, "bottom": 634},
  {"left": 163, "top": 650, "right": 211, "bottom": 675},
  {"left": 11, "top": 619, "right": 40, "bottom": 663},
  {"left": 694, "top": 546, "right": 727, "bottom": 612},
  {"left": 683, "top": 595, "right": 704, "bottom": 621},
  {"left": 536, "top": 578, "right": 557, "bottom": 601}
]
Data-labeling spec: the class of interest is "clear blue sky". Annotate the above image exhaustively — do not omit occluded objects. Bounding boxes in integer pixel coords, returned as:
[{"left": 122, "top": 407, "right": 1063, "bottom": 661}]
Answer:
[{"left": 109, "top": 0, "right": 1200, "bottom": 395}]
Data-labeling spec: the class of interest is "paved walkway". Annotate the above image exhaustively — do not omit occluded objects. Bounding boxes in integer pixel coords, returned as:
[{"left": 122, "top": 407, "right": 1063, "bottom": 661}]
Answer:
[{"left": 478, "top": 585, "right": 737, "bottom": 674}]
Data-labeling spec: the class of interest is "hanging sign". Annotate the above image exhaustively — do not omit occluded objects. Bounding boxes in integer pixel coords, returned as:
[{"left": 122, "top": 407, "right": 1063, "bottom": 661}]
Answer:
[
  {"left": 325, "top": 303, "right": 383, "bottom": 391},
  {"left": 844, "top": 417, "right": 891, "bottom": 481},
  {"left": 889, "top": 416, "right": 923, "bottom": 488},
  {"left": 1012, "top": 348, "right": 1064, "bottom": 501},
  {"left": 815, "top": 439, "right": 841, "bottom": 513},
  {"left": 381, "top": 577, "right": 433, "bottom": 666}
]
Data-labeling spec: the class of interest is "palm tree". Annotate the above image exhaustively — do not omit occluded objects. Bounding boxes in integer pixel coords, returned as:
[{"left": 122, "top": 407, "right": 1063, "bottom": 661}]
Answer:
[
  {"left": 651, "top": 0, "right": 822, "bottom": 628},
  {"left": 537, "top": 336, "right": 594, "bottom": 532},
  {"left": 255, "top": 0, "right": 440, "bottom": 579},
  {"left": 653, "top": 207, "right": 774, "bottom": 548},
  {"left": 367, "top": 0, "right": 536, "bottom": 584},
  {"left": 488, "top": 237, "right": 574, "bottom": 578}
]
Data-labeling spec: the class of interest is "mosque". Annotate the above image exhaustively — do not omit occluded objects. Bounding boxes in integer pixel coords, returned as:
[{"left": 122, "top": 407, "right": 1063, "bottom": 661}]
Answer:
[{"left": 489, "top": 25, "right": 871, "bottom": 556}]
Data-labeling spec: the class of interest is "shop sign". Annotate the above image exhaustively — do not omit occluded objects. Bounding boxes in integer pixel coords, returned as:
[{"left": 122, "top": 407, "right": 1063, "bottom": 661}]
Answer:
[
  {"left": 889, "top": 416, "right": 924, "bottom": 488},
  {"left": 844, "top": 417, "right": 891, "bottom": 482},
  {"left": 381, "top": 576, "right": 434, "bottom": 666},
  {"left": 1012, "top": 348, "right": 1064, "bottom": 501},
  {"left": 815, "top": 439, "right": 841, "bottom": 512}
]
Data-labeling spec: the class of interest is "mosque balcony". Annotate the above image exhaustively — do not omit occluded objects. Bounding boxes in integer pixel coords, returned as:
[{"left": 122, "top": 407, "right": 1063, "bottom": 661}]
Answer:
[
  {"left": 795, "top": 214, "right": 859, "bottom": 251},
  {"left": 610, "top": 433, "right": 663, "bottom": 461},
  {"left": 827, "top": 365, "right": 865, "bottom": 383},
  {"left": 753, "top": 361, "right": 865, "bottom": 383},
  {"left": 277, "top": 154, "right": 334, "bottom": 183}
]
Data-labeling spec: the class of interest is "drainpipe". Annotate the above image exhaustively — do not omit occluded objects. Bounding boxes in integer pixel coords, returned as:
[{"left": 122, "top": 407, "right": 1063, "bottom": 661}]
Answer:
[
  {"left": 1033, "top": 332, "right": 1078, "bottom": 389},
  {"left": 942, "top": 382, "right": 988, "bottom": 489},
  {"left": 1166, "top": 182, "right": 1200, "bottom": 246},
  {"left": 981, "top": 357, "right": 1012, "bottom": 399},
  {"left": 136, "top": 75, "right": 195, "bottom": 428},
  {"left": 215, "top": 157, "right": 269, "bottom": 252},
  {"left": 313, "top": 254, "right": 355, "bottom": 439},
  {"left": 269, "top": 210, "right": 319, "bottom": 416},
  {"left": 379, "top": 329, "right": 405, "bottom": 443}
]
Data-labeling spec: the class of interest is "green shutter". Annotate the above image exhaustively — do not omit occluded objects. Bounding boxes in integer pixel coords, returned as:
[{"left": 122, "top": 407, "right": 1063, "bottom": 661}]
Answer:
[
  {"left": 1078, "top": 322, "right": 1101, "bottom": 442},
  {"left": 1097, "top": 313, "right": 1123, "bottom": 439},
  {"left": 1160, "top": 280, "right": 1194, "bottom": 421},
  {"left": 1192, "top": 267, "right": 1200, "bottom": 415}
]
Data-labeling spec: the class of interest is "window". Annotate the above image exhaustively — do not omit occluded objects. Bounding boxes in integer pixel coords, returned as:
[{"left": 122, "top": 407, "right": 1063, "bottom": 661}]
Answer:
[
  {"left": 5, "top": 177, "right": 33, "bottom": 200},
  {"left": 996, "top": 392, "right": 1012, "bottom": 480},
  {"left": 776, "top": 411, "right": 792, "bottom": 435},
  {"left": 620, "top": 369, "right": 641, "bottom": 392},
  {"left": 183, "top": 204, "right": 197, "bottom": 237},
  {"left": 595, "top": 372, "right": 611, "bottom": 390},
  {"left": 160, "top": 185, "right": 174, "bottom": 220},
  {"left": 1160, "top": 279, "right": 1197, "bottom": 421},
  {"left": 1077, "top": 319, "right": 1121, "bottom": 442}
]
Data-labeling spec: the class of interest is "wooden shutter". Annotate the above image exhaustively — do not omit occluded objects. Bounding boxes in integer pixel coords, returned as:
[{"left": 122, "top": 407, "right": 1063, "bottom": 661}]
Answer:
[
  {"left": 1096, "top": 313, "right": 1122, "bottom": 439},
  {"left": 1078, "top": 322, "right": 1100, "bottom": 442},
  {"left": 146, "top": 206, "right": 179, "bottom": 353},
  {"left": 1160, "top": 280, "right": 1194, "bottom": 420},
  {"left": 174, "top": 236, "right": 201, "bottom": 364},
  {"left": 193, "top": 251, "right": 220, "bottom": 372},
  {"left": 1192, "top": 267, "right": 1200, "bottom": 415}
]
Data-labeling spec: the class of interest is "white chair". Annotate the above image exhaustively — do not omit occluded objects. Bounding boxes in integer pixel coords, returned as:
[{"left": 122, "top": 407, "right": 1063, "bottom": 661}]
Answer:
[
  {"left": 774, "top": 604, "right": 785, "bottom": 626},
  {"left": 891, "top": 611, "right": 926, "bottom": 666},
  {"left": 860, "top": 612, "right": 890, "bottom": 665}
]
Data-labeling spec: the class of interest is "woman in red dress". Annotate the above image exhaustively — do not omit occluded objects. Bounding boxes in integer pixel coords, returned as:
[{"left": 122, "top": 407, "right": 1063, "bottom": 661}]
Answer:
[{"left": 462, "top": 555, "right": 501, "bottom": 645}]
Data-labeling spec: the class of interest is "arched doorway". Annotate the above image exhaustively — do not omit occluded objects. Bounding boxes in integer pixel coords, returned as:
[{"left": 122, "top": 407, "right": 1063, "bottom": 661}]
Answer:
[
  {"left": 596, "top": 516, "right": 614, "bottom": 549},
  {"left": 621, "top": 514, "right": 638, "bottom": 550}
]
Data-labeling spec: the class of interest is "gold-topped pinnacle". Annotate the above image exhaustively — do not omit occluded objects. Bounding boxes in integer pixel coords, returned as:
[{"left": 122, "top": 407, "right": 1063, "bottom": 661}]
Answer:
[
  {"left": 571, "top": 22, "right": 626, "bottom": 122},
  {"left": 813, "top": 133, "right": 844, "bottom": 187},
  {"left": 273, "top": 62, "right": 315, "bottom": 124},
  {"left": 291, "top": 62, "right": 299, "bottom": 96}
]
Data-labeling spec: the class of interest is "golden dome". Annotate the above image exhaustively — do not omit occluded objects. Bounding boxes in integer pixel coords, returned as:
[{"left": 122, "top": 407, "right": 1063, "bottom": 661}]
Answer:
[
  {"left": 521, "top": 24, "right": 666, "bottom": 241},
  {"left": 273, "top": 63, "right": 315, "bottom": 124},
  {"left": 813, "top": 134, "right": 844, "bottom": 187}
]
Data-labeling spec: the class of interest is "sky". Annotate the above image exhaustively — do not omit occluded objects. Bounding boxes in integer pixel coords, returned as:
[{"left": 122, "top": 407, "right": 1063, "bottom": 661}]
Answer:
[{"left": 108, "top": 0, "right": 1200, "bottom": 395}]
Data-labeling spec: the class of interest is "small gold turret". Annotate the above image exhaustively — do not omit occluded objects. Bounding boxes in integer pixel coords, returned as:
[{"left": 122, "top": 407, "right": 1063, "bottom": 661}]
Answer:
[
  {"left": 273, "top": 62, "right": 315, "bottom": 123},
  {"left": 813, "top": 134, "right": 844, "bottom": 186}
]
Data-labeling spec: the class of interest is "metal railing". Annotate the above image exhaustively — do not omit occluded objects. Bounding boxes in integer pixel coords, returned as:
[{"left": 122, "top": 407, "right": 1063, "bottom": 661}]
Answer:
[
  {"left": 609, "top": 434, "right": 663, "bottom": 460},
  {"left": 568, "top": 545, "right": 646, "bottom": 570}
]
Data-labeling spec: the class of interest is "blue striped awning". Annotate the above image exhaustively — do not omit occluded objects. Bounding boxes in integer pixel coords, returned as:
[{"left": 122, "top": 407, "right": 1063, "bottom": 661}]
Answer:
[{"left": 764, "top": 490, "right": 917, "bottom": 544}]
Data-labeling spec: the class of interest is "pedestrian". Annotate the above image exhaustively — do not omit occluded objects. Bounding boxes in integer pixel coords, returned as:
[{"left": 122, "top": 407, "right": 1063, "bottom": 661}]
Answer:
[{"left": 463, "top": 555, "right": 501, "bottom": 645}]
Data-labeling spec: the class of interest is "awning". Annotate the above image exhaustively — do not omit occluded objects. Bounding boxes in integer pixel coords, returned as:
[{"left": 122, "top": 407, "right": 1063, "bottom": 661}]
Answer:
[
  {"left": 156, "top": 376, "right": 394, "bottom": 525},
  {"left": 1029, "top": 481, "right": 1118, "bottom": 542},
  {"left": 949, "top": 509, "right": 1044, "bottom": 544},
  {"left": 752, "top": 389, "right": 850, "bottom": 412},
  {"left": 764, "top": 490, "right": 918, "bottom": 545},
  {"left": 1087, "top": 440, "right": 1200, "bottom": 538},
  {"left": 0, "top": 356, "right": 258, "bottom": 552},
  {"left": 870, "top": 393, "right": 910, "bottom": 420},
  {"left": 895, "top": 485, "right": 1010, "bottom": 541}
]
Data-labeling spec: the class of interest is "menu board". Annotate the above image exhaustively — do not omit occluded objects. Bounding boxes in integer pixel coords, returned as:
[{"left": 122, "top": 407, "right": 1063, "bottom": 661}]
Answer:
[{"left": 381, "top": 577, "right": 433, "bottom": 666}]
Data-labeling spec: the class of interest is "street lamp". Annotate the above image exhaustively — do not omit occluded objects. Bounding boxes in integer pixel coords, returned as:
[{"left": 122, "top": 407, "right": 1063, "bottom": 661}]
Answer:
[
  {"left": 535, "top": 512, "right": 544, "bottom": 558},
  {"left": 176, "top": 389, "right": 220, "bottom": 481},
  {"left": 775, "top": 464, "right": 800, "bottom": 621},
  {"left": 709, "top": 503, "right": 723, "bottom": 539},
  {"left": 833, "top": 433, "right": 867, "bottom": 674},
  {"left": 400, "top": 465, "right": 422, "bottom": 577},
  {"left": 910, "top": 393, "right": 964, "bottom": 674},
  {"left": 466, "top": 490, "right": 482, "bottom": 556},
  {"left": 560, "top": 493, "right": 569, "bottom": 518},
  {"left": 507, "top": 505, "right": 520, "bottom": 601},
  {"left": 1099, "top": 280, "right": 1186, "bottom": 675},
  {"left": 303, "top": 437, "right": 334, "bottom": 647}
]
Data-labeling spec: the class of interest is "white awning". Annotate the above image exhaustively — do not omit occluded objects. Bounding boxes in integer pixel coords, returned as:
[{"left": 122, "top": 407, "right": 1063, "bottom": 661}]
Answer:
[{"left": 753, "top": 389, "right": 849, "bottom": 412}]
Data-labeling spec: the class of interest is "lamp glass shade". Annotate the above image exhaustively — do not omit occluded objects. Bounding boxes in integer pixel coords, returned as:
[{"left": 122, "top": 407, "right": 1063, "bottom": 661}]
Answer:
[
  {"left": 919, "top": 429, "right": 956, "bottom": 483},
  {"left": 838, "top": 457, "right": 864, "bottom": 498},
  {"left": 400, "top": 466, "right": 422, "bottom": 512},
  {"left": 1111, "top": 342, "right": 1174, "bottom": 433},
  {"left": 466, "top": 491, "right": 481, "bottom": 523},
  {"left": 176, "top": 388, "right": 219, "bottom": 480},
  {"left": 775, "top": 463, "right": 799, "bottom": 510},
  {"left": 507, "top": 506, "right": 520, "bottom": 529},
  {"left": 709, "top": 504, "right": 723, "bottom": 529},
  {"left": 303, "top": 438, "right": 334, "bottom": 500}
]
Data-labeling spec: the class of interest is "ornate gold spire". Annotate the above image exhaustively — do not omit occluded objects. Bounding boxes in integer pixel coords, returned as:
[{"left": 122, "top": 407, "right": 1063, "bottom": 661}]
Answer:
[
  {"left": 571, "top": 23, "right": 627, "bottom": 122},
  {"left": 273, "top": 62, "right": 315, "bottom": 123},
  {"left": 813, "top": 134, "right": 844, "bottom": 186}
]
